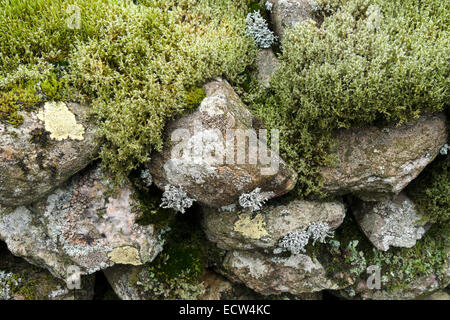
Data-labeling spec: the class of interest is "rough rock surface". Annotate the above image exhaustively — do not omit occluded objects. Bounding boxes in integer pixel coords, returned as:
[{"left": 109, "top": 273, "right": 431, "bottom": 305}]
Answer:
[
  {"left": 424, "top": 290, "right": 450, "bottom": 300},
  {"left": 202, "top": 199, "right": 345, "bottom": 250},
  {"left": 0, "top": 101, "right": 99, "bottom": 206},
  {"left": 338, "top": 269, "right": 450, "bottom": 300},
  {"left": 352, "top": 193, "right": 428, "bottom": 251},
  {"left": 148, "top": 79, "right": 297, "bottom": 208},
  {"left": 221, "top": 250, "right": 345, "bottom": 295},
  {"left": 0, "top": 243, "right": 94, "bottom": 300},
  {"left": 268, "top": 0, "right": 318, "bottom": 41},
  {"left": 320, "top": 113, "right": 447, "bottom": 201},
  {"left": 105, "top": 264, "right": 322, "bottom": 300},
  {"left": 255, "top": 49, "right": 280, "bottom": 88},
  {"left": 0, "top": 165, "right": 163, "bottom": 280}
]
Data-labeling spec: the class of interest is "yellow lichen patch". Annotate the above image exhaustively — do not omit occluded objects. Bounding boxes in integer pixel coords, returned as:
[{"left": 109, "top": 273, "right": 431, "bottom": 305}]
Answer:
[
  {"left": 37, "top": 102, "right": 84, "bottom": 141},
  {"left": 108, "top": 246, "right": 142, "bottom": 266},
  {"left": 233, "top": 213, "right": 269, "bottom": 240}
]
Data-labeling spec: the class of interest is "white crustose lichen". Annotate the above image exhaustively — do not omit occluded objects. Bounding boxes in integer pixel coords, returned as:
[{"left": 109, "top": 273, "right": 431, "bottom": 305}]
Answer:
[{"left": 160, "top": 185, "right": 195, "bottom": 214}]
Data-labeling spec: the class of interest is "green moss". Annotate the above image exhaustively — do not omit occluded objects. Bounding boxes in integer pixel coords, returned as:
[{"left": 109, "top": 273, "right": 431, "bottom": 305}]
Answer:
[
  {"left": 135, "top": 213, "right": 209, "bottom": 299},
  {"left": 247, "top": 0, "right": 449, "bottom": 198},
  {"left": 328, "top": 214, "right": 449, "bottom": 292},
  {"left": 407, "top": 156, "right": 450, "bottom": 224},
  {"left": 184, "top": 87, "right": 206, "bottom": 111},
  {"left": 40, "top": 72, "right": 68, "bottom": 101},
  {"left": 0, "top": 82, "right": 41, "bottom": 127},
  {"left": 1, "top": 0, "right": 256, "bottom": 183}
]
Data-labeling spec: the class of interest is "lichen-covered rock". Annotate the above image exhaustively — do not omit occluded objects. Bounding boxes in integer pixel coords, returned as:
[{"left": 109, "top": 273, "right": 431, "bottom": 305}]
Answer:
[
  {"left": 320, "top": 113, "right": 448, "bottom": 201},
  {"left": 0, "top": 165, "right": 164, "bottom": 280},
  {"left": 0, "top": 101, "right": 99, "bottom": 206},
  {"left": 255, "top": 49, "right": 280, "bottom": 88},
  {"left": 338, "top": 268, "right": 450, "bottom": 300},
  {"left": 352, "top": 193, "right": 428, "bottom": 251},
  {"left": 0, "top": 243, "right": 94, "bottom": 300},
  {"left": 423, "top": 290, "right": 450, "bottom": 300},
  {"left": 268, "top": 0, "right": 318, "bottom": 41},
  {"left": 221, "top": 250, "right": 345, "bottom": 295},
  {"left": 202, "top": 199, "right": 345, "bottom": 251},
  {"left": 147, "top": 79, "right": 297, "bottom": 208},
  {"left": 104, "top": 265, "right": 214, "bottom": 300}
]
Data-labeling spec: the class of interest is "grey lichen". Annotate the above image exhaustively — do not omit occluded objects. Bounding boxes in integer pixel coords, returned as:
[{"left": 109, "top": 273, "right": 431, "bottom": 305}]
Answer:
[
  {"left": 238, "top": 187, "right": 273, "bottom": 212},
  {"left": 308, "top": 222, "right": 334, "bottom": 245},
  {"left": 160, "top": 185, "right": 195, "bottom": 214},
  {"left": 278, "top": 221, "right": 334, "bottom": 254},
  {"left": 440, "top": 143, "right": 449, "bottom": 155},
  {"left": 246, "top": 11, "right": 276, "bottom": 48},
  {"left": 0, "top": 271, "right": 21, "bottom": 300},
  {"left": 278, "top": 230, "right": 310, "bottom": 254},
  {"left": 140, "top": 169, "right": 153, "bottom": 187}
]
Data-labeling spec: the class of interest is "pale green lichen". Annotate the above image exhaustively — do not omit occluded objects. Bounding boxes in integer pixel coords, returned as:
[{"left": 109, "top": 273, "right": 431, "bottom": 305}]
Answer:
[
  {"left": 37, "top": 101, "right": 84, "bottom": 141},
  {"left": 233, "top": 213, "right": 269, "bottom": 239},
  {"left": 108, "top": 246, "right": 142, "bottom": 266}
]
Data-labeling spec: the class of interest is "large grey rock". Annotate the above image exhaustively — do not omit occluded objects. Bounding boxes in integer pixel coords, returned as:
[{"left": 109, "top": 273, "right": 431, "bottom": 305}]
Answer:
[
  {"left": 0, "top": 243, "right": 94, "bottom": 300},
  {"left": 148, "top": 79, "right": 297, "bottom": 208},
  {"left": 255, "top": 49, "right": 280, "bottom": 88},
  {"left": 0, "top": 165, "right": 164, "bottom": 280},
  {"left": 202, "top": 199, "right": 345, "bottom": 251},
  {"left": 0, "top": 101, "right": 99, "bottom": 206},
  {"left": 352, "top": 193, "right": 428, "bottom": 251},
  {"left": 268, "top": 0, "right": 319, "bottom": 41},
  {"left": 320, "top": 113, "right": 448, "bottom": 201},
  {"left": 222, "top": 250, "right": 345, "bottom": 295}
]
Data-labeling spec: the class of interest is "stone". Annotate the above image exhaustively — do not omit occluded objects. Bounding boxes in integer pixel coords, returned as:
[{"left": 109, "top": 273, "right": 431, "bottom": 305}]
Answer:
[
  {"left": 0, "top": 165, "right": 164, "bottom": 280},
  {"left": 104, "top": 264, "right": 209, "bottom": 300},
  {"left": 147, "top": 79, "right": 297, "bottom": 208},
  {"left": 221, "top": 250, "right": 345, "bottom": 295},
  {"left": 268, "top": 0, "right": 319, "bottom": 41},
  {"left": 0, "top": 101, "right": 100, "bottom": 206},
  {"left": 423, "top": 290, "right": 450, "bottom": 300},
  {"left": 255, "top": 49, "right": 280, "bottom": 88},
  {"left": 202, "top": 199, "right": 345, "bottom": 251},
  {"left": 320, "top": 113, "right": 448, "bottom": 201},
  {"left": 0, "top": 242, "right": 94, "bottom": 300},
  {"left": 338, "top": 271, "right": 450, "bottom": 300},
  {"left": 352, "top": 193, "right": 428, "bottom": 251}
]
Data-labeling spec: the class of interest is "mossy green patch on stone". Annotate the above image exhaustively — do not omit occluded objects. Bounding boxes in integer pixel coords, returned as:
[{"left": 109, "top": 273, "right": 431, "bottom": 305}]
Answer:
[{"left": 407, "top": 156, "right": 450, "bottom": 224}]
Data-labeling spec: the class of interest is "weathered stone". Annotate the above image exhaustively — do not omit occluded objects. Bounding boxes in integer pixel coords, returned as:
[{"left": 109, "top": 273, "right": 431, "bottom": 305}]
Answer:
[
  {"left": 320, "top": 113, "right": 448, "bottom": 201},
  {"left": 148, "top": 79, "right": 297, "bottom": 208},
  {"left": 268, "top": 0, "right": 319, "bottom": 41},
  {"left": 0, "top": 101, "right": 100, "bottom": 206},
  {"left": 339, "top": 271, "right": 449, "bottom": 300},
  {"left": 202, "top": 199, "right": 345, "bottom": 251},
  {"left": 0, "top": 165, "right": 163, "bottom": 280},
  {"left": 104, "top": 264, "right": 211, "bottom": 300},
  {"left": 221, "top": 250, "right": 346, "bottom": 295},
  {"left": 352, "top": 193, "right": 428, "bottom": 251},
  {"left": 0, "top": 242, "right": 94, "bottom": 300},
  {"left": 335, "top": 240, "right": 450, "bottom": 300},
  {"left": 423, "top": 290, "right": 450, "bottom": 300},
  {"left": 255, "top": 49, "right": 280, "bottom": 88}
]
